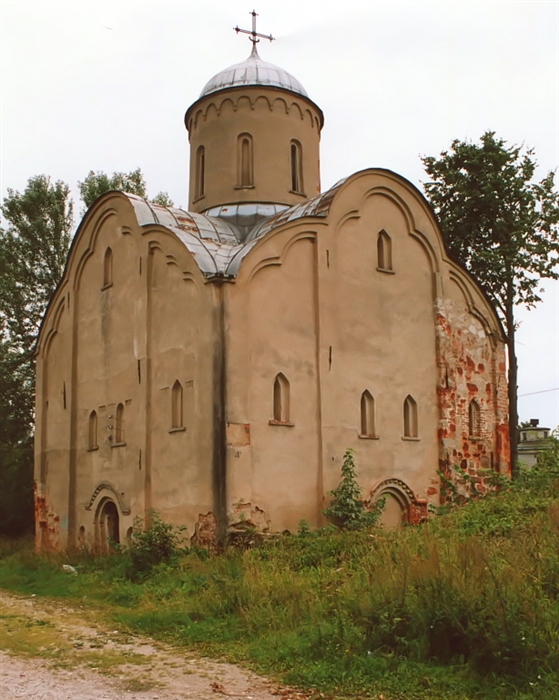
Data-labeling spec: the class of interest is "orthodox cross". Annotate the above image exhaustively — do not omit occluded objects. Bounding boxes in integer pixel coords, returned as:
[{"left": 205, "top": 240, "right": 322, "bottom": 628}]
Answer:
[{"left": 234, "top": 10, "right": 274, "bottom": 44}]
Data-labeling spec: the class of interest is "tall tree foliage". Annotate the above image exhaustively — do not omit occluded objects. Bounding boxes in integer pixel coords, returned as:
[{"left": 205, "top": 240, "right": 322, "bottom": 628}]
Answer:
[
  {"left": 0, "top": 176, "right": 73, "bottom": 534},
  {"left": 79, "top": 168, "right": 173, "bottom": 209},
  {"left": 422, "top": 132, "right": 559, "bottom": 475}
]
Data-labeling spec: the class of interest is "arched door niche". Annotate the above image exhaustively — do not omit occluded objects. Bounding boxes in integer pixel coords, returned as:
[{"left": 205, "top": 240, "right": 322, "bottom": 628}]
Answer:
[{"left": 95, "top": 498, "right": 120, "bottom": 552}]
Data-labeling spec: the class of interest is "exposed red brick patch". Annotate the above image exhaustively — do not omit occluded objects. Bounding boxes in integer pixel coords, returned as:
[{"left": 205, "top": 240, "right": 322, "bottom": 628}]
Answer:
[
  {"left": 191, "top": 511, "right": 217, "bottom": 549},
  {"left": 34, "top": 482, "right": 61, "bottom": 552},
  {"left": 434, "top": 297, "right": 510, "bottom": 501}
]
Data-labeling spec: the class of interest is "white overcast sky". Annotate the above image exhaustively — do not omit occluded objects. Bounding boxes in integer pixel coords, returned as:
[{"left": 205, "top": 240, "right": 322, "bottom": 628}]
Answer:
[{"left": 1, "top": 0, "right": 558, "bottom": 428}]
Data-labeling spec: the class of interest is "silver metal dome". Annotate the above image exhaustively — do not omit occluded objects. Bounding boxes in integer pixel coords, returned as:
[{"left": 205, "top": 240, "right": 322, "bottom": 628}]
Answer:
[{"left": 200, "top": 45, "right": 308, "bottom": 98}]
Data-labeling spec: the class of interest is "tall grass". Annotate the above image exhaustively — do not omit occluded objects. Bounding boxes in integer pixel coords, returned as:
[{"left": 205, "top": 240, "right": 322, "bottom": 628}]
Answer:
[{"left": 1, "top": 457, "right": 559, "bottom": 699}]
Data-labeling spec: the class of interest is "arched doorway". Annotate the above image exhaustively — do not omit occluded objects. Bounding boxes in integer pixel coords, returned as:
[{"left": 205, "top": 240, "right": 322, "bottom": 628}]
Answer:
[
  {"left": 96, "top": 498, "right": 120, "bottom": 552},
  {"left": 378, "top": 492, "right": 409, "bottom": 529},
  {"left": 371, "top": 479, "right": 413, "bottom": 530}
]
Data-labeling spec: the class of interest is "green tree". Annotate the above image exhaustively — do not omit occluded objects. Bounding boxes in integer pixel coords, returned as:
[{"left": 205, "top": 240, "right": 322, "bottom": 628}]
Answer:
[
  {"left": 422, "top": 132, "right": 559, "bottom": 475},
  {"left": 78, "top": 168, "right": 173, "bottom": 209},
  {"left": 0, "top": 175, "right": 73, "bottom": 535},
  {"left": 151, "top": 191, "right": 174, "bottom": 207}
]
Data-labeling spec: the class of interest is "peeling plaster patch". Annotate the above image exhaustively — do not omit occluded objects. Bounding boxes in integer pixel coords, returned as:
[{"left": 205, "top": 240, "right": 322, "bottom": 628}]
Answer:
[
  {"left": 435, "top": 298, "right": 510, "bottom": 502},
  {"left": 34, "top": 481, "right": 60, "bottom": 551},
  {"left": 228, "top": 501, "right": 270, "bottom": 533},
  {"left": 226, "top": 422, "right": 251, "bottom": 446}
]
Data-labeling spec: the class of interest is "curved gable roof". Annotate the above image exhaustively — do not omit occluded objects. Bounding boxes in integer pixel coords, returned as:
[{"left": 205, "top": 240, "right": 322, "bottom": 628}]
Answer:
[{"left": 40, "top": 173, "right": 505, "bottom": 348}]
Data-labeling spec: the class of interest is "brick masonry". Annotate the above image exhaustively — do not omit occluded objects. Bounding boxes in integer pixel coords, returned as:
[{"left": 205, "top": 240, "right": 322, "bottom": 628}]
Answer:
[{"left": 435, "top": 298, "right": 510, "bottom": 501}]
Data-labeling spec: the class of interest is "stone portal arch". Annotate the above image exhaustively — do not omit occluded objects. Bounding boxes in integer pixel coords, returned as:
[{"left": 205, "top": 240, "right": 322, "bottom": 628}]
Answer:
[
  {"left": 370, "top": 478, "right": 415, "bottom": 530},
  {"left": 95, "top": 498, "right": 120, "bottom": 552}
]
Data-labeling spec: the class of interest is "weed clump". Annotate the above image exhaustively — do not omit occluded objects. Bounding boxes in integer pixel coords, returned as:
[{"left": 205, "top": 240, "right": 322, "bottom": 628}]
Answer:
[
  {"left": 2, "top": 439, "right": 559, "bottom": 698},
  {"left": 127, "top": 512, "right": 186, "bottom": 579},
  {"left": 323, "top": 449, "right": 385, "bottom": 530}
]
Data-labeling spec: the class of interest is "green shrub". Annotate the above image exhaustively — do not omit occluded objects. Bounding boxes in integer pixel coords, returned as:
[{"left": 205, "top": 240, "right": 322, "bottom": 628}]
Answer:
[
  {"left": 324, "top": 448, "right": 385, "bottom": 530},
  {"left": 127, "top": 512, "right": 186, "bottom": 579}
]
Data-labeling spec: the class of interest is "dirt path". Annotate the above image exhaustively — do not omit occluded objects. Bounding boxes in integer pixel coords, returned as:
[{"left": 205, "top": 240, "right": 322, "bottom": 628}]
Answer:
[{"left": 0, "top": 591, "right": 315, "bottom": 700}]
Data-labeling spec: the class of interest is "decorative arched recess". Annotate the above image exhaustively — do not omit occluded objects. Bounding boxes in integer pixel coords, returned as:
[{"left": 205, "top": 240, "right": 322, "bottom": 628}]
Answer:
[
  {"left": 372, "top": 478, "right": 415, "bottom": 504},
  {"left": 85, "top": 481, "right": 131, "bottom": 515},
  {"left": 73, "top": 209, "right": 119, "bottom": 291},
  {"left": 245, "top": 231, "right": 317, "bottom": 283},
  {"left": 360, "top": 188, "right": 441, "bottom": 276},
  {"left": 188, "top": 94, "right": 323, "bottom": 132},
  {"left": 40, "top": 298, "right": 66, "bottom": 357},
  {"left": 448, "top": 269, "right": 500, "bottom": 343}
]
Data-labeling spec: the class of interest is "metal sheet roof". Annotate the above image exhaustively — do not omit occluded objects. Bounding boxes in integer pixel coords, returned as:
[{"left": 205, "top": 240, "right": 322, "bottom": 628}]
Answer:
[
  {"left": 200, "top": 45, "right": 308, "bottom": 98},
  {"left": 125, "top": 181, "right": 347, "bottom": 277}
]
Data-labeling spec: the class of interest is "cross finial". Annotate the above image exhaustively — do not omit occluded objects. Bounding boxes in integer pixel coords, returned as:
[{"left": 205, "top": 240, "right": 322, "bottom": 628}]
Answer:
[{"left": 234, "top": 10, "right": 274, "bottom": 45}]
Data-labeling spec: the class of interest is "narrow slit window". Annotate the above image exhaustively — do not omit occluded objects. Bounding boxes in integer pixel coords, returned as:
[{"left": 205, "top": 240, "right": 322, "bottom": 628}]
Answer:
[
  {"left": 103, "top": 247, "right": 113, "bottom": 288},
  {"left": 360, "top": 391, "right": 376, "bottom": 437},
  {"left": 290, "top": 140, "right": 304, "bottom": 194},
  {"left": 403, "top": 395, "right": 418, "bottom": 438},
  {"left": 469, "top": 399, "right": 481, "bottom": 437},
  {"left": 88, "top": 410, "right": 98, "bottom": 449},
  {"left": 237, "top": 133, "right": 253, "bottom": 187},
  {"left": 377, "top": 230, "right": 393, "bottom": 271},
  {"left": 171, "top": 380, "right": 184, "bottom": 429},
  {"left": 195, "top": 145, "right": 205, "bottom": 199},
  {"left": 115, "top": 403, "right": 125, "bottom": 444},
  {"left": 273, "top": 373, "right": 290, "bottom": 423}
]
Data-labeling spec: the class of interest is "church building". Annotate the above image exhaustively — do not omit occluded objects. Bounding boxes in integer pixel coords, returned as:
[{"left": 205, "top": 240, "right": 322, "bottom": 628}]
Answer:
[{"left": 34, "top": 22, "right": 510, "bottom": 551}]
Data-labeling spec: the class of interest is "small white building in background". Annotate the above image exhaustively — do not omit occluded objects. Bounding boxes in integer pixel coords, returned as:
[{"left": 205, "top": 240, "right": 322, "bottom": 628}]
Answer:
[{"left": 518, "top": 419, "right": 552, "bottom": 468}]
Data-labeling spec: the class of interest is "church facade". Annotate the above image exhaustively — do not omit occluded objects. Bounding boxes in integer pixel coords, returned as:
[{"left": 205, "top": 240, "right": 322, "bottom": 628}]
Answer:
[{"left": 34, "top": 42, "right": 510, "bottom": 551}]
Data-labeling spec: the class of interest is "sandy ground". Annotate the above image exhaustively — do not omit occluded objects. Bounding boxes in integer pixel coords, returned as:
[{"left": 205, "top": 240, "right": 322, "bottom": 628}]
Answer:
[{"left": 0, "top": 590, "right": 316, "bottom": 700}]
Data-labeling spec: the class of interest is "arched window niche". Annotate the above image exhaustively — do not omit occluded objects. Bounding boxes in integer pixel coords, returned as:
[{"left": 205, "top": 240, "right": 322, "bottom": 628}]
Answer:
[
  {"left": 195, "top": 145, "right": 205, "bottom": 200},
  {"left": 359, "top": 390, "right": 377, "bottom": 438},
  {"left": 114, "top": 402, "right": 125, "bottom": 445},
  {"left": 290, "top": 140, "right": 304, "bottom": 195},
  {"left": 270, "top": 373, "right": 293, "bottom": 426},
  {"left": 170, "top": 380, "right": 185, "bottom": 432},
  {"left": 377, "top": 230, "right": 393, "bottom": 273},
  {"left": 236, "top": 133, "right": 254, "bottom": 188},
  {"left": 88, "top": 410, "right": 98, "bottom": 450},
  {"left": 403, "top": 395, "right": 419, "bottom": 439},
  {"left": 102, "top": 247, "right": 113, "bottom": 288},
  {"left": 468, "top": 399, "right": 481, "bottom": 437}
]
